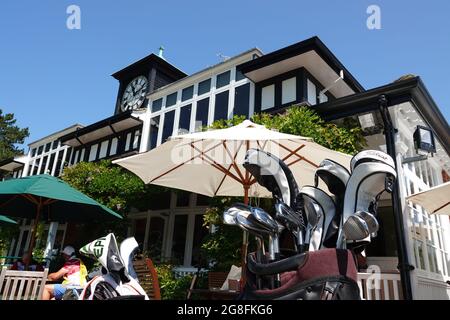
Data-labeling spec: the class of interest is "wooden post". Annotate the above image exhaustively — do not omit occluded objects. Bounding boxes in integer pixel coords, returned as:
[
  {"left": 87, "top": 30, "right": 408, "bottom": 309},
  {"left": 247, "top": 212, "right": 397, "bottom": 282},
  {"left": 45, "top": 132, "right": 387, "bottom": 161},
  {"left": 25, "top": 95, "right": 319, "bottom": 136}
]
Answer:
[{"left": 240, "top": 184, "right": 250, "bottom": 290}]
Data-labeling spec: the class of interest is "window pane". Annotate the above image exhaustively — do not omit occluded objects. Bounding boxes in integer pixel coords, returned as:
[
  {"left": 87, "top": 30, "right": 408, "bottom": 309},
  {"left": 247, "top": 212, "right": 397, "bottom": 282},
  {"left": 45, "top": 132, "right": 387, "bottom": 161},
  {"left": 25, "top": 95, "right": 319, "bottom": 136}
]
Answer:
[
  {"left": 166, "top": 92, "right": 177, "bottom": 107},
  {"left": 195, "top": 98, "right": 209, "bottom": 131},
  {"left": 133, "top": 130, "right": 140, "bottom": 149},
  {"left": 125, "top": 133, "right": 132, "bottom": 152},
  {"left": 52, "top": 140, "right": 59, "bottom": 149},
  {"left": 307, "top": 79, "right": 317, "bottom": 105},
  {"left": 152, "top": 98, "right": 163, "bottom": 112},
  {"left": 48, "top": 153, "right": 56, "bottom": 174},
  {"left": 214, "top": 90, "right": 229, "bottom": 121},
  {"left": 198, "top": 79, "right": 211, "bottom": 95},
  {"left": 192, "top": 215, "right": 209, "bottom": 266},
  {"left": 99, "top": 140, "right": 109, "bottom": 159},
  {"left": 147, "top": 217, "right": 165, "bottom": 263},
  {"left": 79, "top": 149, "right": 85, "bottom": 162},
  {"left": 134, "top": 218, "right": 147, "bottom": 252},
  {"left": 54, "top": 150, "right": 65, "bottom": 176},
  {"left": 88, "top": 144, "right": 98, "bottom": 161},
  {"left": 150, "top": 116, "right": 160, "bottom": 149},
  {"left": 31, "top": 148, "right": 36, "bottom": 157},
  {"left": 178, "top": 104, "right": 192, "bottom": 134},
  {"left": 45, "top": 143, "right": 51, "bottom": 153},
  {"left": 216, "top": 71, "right": 231, "bottom": 88},
  {"left": 282, "top": 77, "right": 296, "bottom": 104},
  {"left": 37, "top": 145, "right": 43, "bottom": 155},
  {"left": 171, "top": 215, "right": 188, "bottom": 265},
  {"left": 182, "top": 86, "right": 194, "bottom": 102},
  {"left": 196, "top": 194, "right": 211, "bottom": 206},
  {"left": 234, "top": 83, "right": 250, "bottom": 118},
  {"left": 39, "top": 156, "right": 48, "bottom": 174},
  {"left": 110, "top": 138, "right": 118, "bottom": 156},
  {"left": 176, "top": 190, "right": 190, "bottom": 207},
  {"left": 162, "top": 110, "right": 175, "bottom": 143},
  {"left": 235, "top": 69, "right": 245, "bottom": 81},
  {"left": 261, "top": 84, "right": 275, "bottom": 110}
]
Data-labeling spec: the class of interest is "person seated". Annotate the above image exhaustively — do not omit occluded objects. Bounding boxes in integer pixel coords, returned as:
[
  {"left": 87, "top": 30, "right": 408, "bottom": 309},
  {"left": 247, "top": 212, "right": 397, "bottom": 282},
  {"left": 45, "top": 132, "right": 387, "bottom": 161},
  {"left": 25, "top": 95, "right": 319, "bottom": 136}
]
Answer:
[
  {"left": 10, "top": 251, "right": 44, "bottom": 271},
  {"left": 42, "top": 246, "right": 88, "bottom": 300}
]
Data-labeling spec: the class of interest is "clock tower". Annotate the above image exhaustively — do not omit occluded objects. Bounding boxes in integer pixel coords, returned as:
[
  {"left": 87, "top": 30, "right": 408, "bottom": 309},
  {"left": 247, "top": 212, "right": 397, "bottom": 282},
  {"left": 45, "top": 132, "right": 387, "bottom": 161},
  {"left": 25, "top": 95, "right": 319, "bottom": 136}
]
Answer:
[{"left": 112, "top": 52, "right": 187, "bottom": 115}]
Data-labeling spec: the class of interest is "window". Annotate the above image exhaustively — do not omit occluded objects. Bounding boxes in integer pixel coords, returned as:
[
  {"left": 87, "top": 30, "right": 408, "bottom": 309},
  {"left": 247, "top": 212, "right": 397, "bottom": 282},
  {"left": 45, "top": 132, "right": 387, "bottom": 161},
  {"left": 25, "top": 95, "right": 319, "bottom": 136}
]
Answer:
[
  {"left": 110, "top": 138, "right": 118, "bottom": 156},
  {"left": 125, "top": 133, "right": 132, "bottom": 152},
  {"left": 39, "top": 156, "right": 48, "bottom": 174},
  {"left": 235, "top": 69, "right": 245, "bottom": 81},
  {"left": 149, "top": 116, "right": 160, "bottom": 149},
  {"left": 72, "top": 150, "right": 79, "bottom": 165},
  {"left": 162, "top": 110, "right": 175, "bottom": 143},
  {"left": 195, "top": 98, "right": 209, "bottom": 131},
  {"left": 152, "top": 98, "right": 163, "bottom": 112},
  {"left": 234, "top": 83, "right": 250, "bottom": 118},
  {"left": 307, "top": 79, "right": 317, "bottom": 105},
  {"left": 178, "top": 104, "right": 191, "bottom": 134},
  {"left": 45, "top": 142, "right": 51, "bottom": 153},
  {"left": 52, "top": 140, "right": 59, "bottom": 149},
  {"left": 181, "top": 86, "right": 194, "bottom": 102},
  {"left": 79, "top": 148, "right": 85, "bottom": 162},
  {"left": 261, "top": 84, "right": 275, "bottom": 110},
  {"left": 198, "top": 79, "right": 211, "bottom": 95},
  {"left": 176, "top": 191, "right": 190, "bottom": 207},
  {"left": 319, "top": 92, "right": 328, "bottom": 103},
  {"left": 216, "top": 71, "right": 231, "bottom": 88},
  {"left": 191, "top": 215, "right": 209, "bottom": 266},
  {"left": 99, "top": 140, "right": 109, "bottom": 159},
  {"left": 37, "top": 145, "right": 43, "bottom": 155},
  {"left": 147, "top": 217, "right": 165, "bottom": 263},
  {"left": 31, "top": 148, "right": 37, "bottom": 157},
  {"left": 54, "top": 150, "right": 65, "bottom": 176},
  {"left": 214, "top": 91, "right": 229, "bottom": 121},
  {"left": 166, "top": 92, "right": 177, "bottom": 107},
  {"left": 48, "top": 153, "right": 56, "bottom": 174},
  {"left": 133, "top": 130, "right": 140, "bottom": 149},
  {"left": 171, "top": 215, "right": 188, "bottom": 265},
  {"left": 196, "top": 194, "right": 211, "bottom": 206},
  {"left": 282, "top": 77, "right": 296, "bottom": 105},
  {"left": 88, "top": 144, "right": 98, "bottom": 161}
]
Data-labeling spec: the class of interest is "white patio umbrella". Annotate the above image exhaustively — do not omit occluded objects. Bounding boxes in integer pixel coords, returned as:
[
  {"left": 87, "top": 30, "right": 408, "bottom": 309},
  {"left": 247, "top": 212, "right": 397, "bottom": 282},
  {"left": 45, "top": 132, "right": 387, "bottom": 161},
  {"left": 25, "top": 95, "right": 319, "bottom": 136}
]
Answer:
[
  {"left": 114, "top": 120, "right": 351, "bottom": 278},
  {"left": 406, "top": 182, "right": 450, "bottom": 215}
]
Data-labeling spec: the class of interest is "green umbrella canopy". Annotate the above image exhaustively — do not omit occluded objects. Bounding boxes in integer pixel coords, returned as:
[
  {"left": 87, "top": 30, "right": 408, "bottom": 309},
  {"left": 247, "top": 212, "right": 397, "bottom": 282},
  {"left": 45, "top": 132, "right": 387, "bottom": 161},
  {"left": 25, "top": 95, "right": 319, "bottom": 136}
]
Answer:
[
  {"left": 0, "top": 215, "right": 17, "bottom": 225},
  {"left": 0, "top": 174, "right": 122, "bottom": 222}
]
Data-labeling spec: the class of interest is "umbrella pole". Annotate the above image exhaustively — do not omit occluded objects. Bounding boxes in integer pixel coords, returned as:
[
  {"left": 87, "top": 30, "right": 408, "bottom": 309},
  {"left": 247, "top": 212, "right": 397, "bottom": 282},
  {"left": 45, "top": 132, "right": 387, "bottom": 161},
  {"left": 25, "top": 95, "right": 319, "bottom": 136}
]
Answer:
[
  {"left": 26, "top": 200, "right": 42, "bottom": 270},
  {"left": 240, "top": 185, "right": 250, "bottom": 289}
]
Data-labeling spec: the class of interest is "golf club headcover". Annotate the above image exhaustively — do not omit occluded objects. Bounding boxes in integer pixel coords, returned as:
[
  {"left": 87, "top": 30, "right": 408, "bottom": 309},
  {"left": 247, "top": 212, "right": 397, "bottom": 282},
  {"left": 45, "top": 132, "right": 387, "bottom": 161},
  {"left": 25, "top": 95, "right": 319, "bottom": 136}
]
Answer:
[{"left": 241, "top": 248, "right": 360, "bottom": 300}]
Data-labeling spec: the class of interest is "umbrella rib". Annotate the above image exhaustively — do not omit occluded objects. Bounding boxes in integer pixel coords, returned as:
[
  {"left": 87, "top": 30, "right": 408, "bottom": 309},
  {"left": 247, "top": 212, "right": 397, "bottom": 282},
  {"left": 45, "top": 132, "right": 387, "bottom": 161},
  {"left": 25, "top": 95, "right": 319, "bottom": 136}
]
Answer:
[
  {"left": 281, "top": 144, "right": 306, "bottom": 162},
  {"left": 150, "top": 141, "right": 223, "bottom": 183},
  {"left": 0, "top": 194, "right": 20, "bottom": 209},
  {"left": 222, "top": 141, "right": 246, "bottom": 182},
  {"left": 433, "top": 201, "right": 450, "bottom": 214},
  {"left": 214, "top": 163, "right": 233, "bottom": 196},
  {"left": 275, "top": 142, "right": 319, "bottom": 168},
  {"left": 191, "top": 144, "right": 244, "bottom": 184}
]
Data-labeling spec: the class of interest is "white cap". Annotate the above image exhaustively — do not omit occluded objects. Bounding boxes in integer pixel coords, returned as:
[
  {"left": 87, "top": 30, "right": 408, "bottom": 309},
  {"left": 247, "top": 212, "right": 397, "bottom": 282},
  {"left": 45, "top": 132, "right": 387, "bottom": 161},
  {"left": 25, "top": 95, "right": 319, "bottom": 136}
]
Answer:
[{"left": 61, "top": 246, "right": 75, "bottom": 257}]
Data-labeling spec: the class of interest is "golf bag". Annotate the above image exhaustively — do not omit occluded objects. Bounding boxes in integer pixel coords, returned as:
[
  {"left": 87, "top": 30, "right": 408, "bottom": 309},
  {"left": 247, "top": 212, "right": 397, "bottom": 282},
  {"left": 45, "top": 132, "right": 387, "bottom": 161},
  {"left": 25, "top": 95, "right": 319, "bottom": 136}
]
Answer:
[
  {"left": 241, "top": 248, "right": 360, "bottom": 300},
  {"left": 232, "top": 148, "right": 397, "bottom": 299},
  {"left": 78, "top": 233, "right": 148, "bottom": 300}
]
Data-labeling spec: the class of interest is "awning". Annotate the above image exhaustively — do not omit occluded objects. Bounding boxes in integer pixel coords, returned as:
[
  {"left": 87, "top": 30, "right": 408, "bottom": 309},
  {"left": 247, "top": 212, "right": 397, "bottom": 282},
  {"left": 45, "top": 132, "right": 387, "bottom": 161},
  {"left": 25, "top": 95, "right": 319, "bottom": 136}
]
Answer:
[
  {"left": 60, "top": 111, "right": 142, "bottom": 147},
  {"left": 406, "top": 182, "right": 450, "bottom": 215},
  {"left": 237, "top": 36, "right": 364, "bottom": 98},
  {"left": 0, "top": 158, "right": 25, "bottom": 172}
]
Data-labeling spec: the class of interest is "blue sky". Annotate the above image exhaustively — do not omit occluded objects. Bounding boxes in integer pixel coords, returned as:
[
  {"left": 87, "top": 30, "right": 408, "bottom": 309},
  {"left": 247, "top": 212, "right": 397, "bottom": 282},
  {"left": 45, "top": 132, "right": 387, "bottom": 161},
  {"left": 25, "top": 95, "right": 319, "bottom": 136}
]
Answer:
[{"left": 1, "top": 0, "right": 449, "bottom": 148}]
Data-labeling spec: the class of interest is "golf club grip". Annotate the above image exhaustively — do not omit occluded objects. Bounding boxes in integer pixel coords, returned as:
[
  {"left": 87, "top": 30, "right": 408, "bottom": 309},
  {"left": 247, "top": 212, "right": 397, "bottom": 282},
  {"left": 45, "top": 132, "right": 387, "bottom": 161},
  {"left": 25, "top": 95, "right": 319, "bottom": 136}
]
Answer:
[{"left": 247, "top": 252, "right": 307, "bottom": 276}]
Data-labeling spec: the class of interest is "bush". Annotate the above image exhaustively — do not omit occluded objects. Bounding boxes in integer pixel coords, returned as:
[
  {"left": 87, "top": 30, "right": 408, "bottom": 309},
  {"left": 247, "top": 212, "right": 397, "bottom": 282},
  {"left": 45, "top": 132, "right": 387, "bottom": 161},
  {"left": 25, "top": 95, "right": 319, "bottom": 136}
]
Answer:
[{"left": 155, "top": 264, "right": 193, "bottom": 300}]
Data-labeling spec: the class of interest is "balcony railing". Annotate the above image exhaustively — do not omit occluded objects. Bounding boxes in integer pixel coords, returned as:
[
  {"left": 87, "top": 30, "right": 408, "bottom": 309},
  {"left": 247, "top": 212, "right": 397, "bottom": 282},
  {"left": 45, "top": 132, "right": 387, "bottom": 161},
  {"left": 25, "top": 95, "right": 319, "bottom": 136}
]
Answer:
[{"left": 357, "top": 272, "right": 402, "bottom": 300}]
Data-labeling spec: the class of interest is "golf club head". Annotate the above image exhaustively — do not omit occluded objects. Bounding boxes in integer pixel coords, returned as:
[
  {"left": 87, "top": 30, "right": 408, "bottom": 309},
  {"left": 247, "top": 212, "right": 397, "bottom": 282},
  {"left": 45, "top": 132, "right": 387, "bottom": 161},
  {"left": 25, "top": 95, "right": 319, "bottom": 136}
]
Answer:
[
  {"left": 343, "top": 215, "right": 370, "bottom": 241},
  {"left": 223, "top": 204, "right": 250, "bottom": 225},
  {"left": 355, "top": 211, "right": 379, "bottom": 234}
]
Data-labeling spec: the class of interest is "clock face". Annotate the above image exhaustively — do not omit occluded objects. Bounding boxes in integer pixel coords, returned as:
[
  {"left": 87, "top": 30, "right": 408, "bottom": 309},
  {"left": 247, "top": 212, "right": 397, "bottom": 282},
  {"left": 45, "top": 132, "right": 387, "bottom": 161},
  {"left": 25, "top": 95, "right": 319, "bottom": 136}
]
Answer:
[{"left": 120, "top": 76, "right": 148, "bottom": 112}]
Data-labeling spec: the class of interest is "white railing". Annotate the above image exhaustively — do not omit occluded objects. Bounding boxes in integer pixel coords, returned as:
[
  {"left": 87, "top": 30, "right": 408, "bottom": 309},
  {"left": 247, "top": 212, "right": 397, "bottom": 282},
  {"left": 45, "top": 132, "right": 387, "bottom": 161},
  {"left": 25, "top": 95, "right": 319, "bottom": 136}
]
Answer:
[{"left": 357, "top": 272, "right": 402, "bottom": 300}]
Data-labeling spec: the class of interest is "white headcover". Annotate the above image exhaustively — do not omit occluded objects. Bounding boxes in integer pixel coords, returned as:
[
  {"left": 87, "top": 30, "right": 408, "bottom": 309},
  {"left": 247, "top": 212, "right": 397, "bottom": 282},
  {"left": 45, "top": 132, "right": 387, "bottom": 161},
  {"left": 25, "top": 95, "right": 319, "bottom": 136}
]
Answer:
[{"left": 120, "top": 237, "right": 139, "bottom": 282}]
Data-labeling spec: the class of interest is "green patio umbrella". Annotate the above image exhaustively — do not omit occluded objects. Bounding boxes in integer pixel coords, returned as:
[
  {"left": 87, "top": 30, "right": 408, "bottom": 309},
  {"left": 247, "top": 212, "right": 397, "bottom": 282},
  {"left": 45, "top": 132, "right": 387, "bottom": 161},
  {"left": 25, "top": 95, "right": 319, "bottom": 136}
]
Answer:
[
  {"left": 0, "top": 174, "right": 122, "bottom": 263},
  {"left": 0, "top": 215, "right": 17, "bottom": 225}
]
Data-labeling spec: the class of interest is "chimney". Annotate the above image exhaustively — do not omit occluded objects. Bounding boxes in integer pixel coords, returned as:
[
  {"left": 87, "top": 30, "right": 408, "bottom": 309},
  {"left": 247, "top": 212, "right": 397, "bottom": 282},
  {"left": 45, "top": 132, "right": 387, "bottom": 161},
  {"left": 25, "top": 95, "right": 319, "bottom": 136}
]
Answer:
[{"left": 158, "top": 46, "right": 165, "bottom": 59}]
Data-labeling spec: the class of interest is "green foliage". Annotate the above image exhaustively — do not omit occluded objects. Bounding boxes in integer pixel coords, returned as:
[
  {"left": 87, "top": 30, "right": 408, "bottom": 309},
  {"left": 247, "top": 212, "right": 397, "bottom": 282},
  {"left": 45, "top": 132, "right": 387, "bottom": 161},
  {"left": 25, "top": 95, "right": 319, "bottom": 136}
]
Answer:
[
  {"left": 155, "top": 263, "right": 193, "bottom": 299},
  {"left": 0, "top": 109, "right": 29, "bottom": 162},
  {"left": 61, "top": 160, "right": 146, "bottom": 214},
  {"left": 0, "top": 224, "right": 19, "bottom": 257}
]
